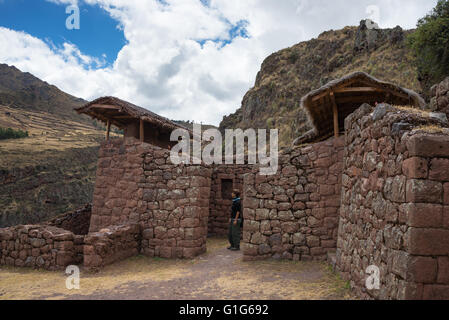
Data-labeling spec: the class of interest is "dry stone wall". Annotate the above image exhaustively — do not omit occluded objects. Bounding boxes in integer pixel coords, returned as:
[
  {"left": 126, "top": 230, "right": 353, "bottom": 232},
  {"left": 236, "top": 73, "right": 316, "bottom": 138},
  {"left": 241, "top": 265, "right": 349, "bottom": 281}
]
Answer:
[
  {"left": 242, "top": 137, "right": 344, "bottom": 261},
  {"left": 90, "top": 138, "right": 212, "bottom": 260},
  {"left": 336, "top": 103, "right": 449, "bottom": 300},
  {"left": 90, "top": 139, "right": 144, "bottom": 232},
  {"left": 140, "top": 148, "right": 212, "bottom": 259},
  {"left": 46, "top": 204, "right": 92, "bottom": 235},
  {"left": 430, "top": 77, "right": 449, "bottom": 116},
  {"left": 83, "top": 223, "right": 141, "bottom": 271},
  {"left": 0, "top": 225, "right": 83, "bottom": 270},
  {"left": 209, "top": 164, "right": 252, "bottom": 236}
]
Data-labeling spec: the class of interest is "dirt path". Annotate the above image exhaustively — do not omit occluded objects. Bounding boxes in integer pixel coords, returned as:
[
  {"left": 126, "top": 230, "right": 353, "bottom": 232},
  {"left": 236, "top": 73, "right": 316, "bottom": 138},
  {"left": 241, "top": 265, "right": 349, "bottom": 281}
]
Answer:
[{"left": 0, "top": 238, "right": 352, "bottom": 300}]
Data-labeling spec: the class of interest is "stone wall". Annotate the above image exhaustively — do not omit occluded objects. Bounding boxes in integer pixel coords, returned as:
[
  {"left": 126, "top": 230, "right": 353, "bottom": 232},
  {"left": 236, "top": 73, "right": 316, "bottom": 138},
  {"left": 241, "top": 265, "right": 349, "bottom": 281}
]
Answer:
[
  {"left": 140, "top": 148, "right": 212, "bottom": 259},
  {"left": 242, "top": 136, "right": 344, "bottom": 261},
  {"left": 83, "top": 223, "right": 141, "bottom": 271},
  {"left": 208, "top": 164, "right": 252, "bottom": 236},
  {"left": 90, "top": 139, "right": 144, "bottom": 232},
  {"left": 0, "top": 225, "right": 83, "bottom": 270},
  {"left": 336, "top": 103, "right": 449, "bottom": 300},
  {"left": 430, "top": 77, "right": 449, "bottom": 116},
  {"left": 90, "top": 138, "right": 212, "bottom": 259},
  {"left": 46, "top": 204, "right": 92, "bottom": 235}
]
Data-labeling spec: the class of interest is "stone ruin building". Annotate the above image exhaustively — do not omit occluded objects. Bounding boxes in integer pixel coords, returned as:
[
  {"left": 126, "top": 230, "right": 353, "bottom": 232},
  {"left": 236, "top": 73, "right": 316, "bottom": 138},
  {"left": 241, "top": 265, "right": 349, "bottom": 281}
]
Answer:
[{"left": 1, "top": 72, "right": 449, "bottom": 300}]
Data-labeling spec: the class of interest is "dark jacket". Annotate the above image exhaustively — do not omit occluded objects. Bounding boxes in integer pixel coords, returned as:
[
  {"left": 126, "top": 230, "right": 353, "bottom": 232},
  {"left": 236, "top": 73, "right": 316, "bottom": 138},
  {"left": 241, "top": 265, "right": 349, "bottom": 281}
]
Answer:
[{"left": 231, "top": 198, "right": 241, "bottom": 220}]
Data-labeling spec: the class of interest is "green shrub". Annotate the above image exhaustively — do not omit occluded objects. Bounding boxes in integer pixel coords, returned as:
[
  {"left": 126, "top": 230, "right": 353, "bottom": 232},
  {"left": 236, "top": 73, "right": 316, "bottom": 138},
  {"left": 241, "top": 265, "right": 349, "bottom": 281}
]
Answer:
[
  {"left": 288, "top": 49, "right": 299, "bottom": 64},
  {"left": 0, "top": 127, "right": 29, "bottom": 140},
  {"left": 408, "top": 0, "right": 449, "bottom": 92}
]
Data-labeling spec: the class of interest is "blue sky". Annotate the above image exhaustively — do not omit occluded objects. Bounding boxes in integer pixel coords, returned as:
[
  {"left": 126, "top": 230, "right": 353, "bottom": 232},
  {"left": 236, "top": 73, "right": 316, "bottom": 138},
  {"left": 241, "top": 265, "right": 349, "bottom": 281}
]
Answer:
[
  {"left": 0, "top": 0, "right": 126, "bottom": 67},
  {"left": 0, "top": 0, "right": 439, "bottom": 125}
]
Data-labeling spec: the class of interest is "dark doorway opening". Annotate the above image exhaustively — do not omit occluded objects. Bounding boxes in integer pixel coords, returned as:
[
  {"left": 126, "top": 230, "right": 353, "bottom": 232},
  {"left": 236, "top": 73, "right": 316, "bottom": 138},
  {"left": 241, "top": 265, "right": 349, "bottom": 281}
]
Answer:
[{"left": 221, "top": 179, "right": 233, "bottom": 200}]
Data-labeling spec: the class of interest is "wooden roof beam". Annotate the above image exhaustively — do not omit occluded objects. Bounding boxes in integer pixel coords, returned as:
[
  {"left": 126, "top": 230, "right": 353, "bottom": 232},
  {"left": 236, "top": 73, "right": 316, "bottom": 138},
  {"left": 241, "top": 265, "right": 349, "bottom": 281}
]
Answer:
[
  {"left": 87, "top": 110, "right": 127, "bottom": 128},
  {"left": 90, "top": 104, "right": 121, "bottom": 111},
  {"left": 329, "top": 90, "right": 339, "bottom": 138},
  {"left": 310, "top": 78, "right": 365, "bottom": 102},
  {"left": 333, "top": 87, "right": 384, "bottom": 94},
  {"left": 113, "top": 115, "right": 137, "bottom": 119},
  {"left": 355, "top": 80, "right": 411, "bottom": 100},
  {"left": 335, "top": 95, "right": 402, "bottom": 104}
]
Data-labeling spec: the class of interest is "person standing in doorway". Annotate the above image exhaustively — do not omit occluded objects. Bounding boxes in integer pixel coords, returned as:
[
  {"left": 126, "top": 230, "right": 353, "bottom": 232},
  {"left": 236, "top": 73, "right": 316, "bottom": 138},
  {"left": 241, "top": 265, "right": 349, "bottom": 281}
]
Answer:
[{"left": 228, "top": 190, "right": 242, "bottom": 251}]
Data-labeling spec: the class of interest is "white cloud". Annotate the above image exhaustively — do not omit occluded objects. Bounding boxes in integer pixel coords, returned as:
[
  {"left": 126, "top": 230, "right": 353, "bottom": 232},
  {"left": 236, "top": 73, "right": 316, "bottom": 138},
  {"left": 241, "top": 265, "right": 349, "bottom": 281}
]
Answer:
[{"left": 0, "top": 0, "right": 439, "bottom": 125}]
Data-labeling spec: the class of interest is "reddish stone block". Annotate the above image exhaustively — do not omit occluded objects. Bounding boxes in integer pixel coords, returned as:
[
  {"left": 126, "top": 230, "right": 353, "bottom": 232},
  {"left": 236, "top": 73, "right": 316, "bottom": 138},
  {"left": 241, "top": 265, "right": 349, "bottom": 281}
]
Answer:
[
  {"left": 423, "top": 285, "right": 449, "bottom": 300},
  {"left": 56, "top": 251, "right": 74, "bottom": 267},
  {"left": 402, "top": 157, "right": 428, "bottom": 179},
  {"left": 407, "top": 228, "right": 449, "bottom": 256},
  {"left": 438, "top": 257, "right": 449, "bottom": 284},
  {"left": 407, "top": 135, "right": 449, "bottom": 158},
  {"left": 315, "top": 157, "right": 332, "bottom": 168},
  {"left": 281, "top": 222, "right": 299, "bottom": 234},
  {"left": 84, "top": 254, "right": 102, "bottom": 267},
  {"left": 444, "top": 207, "right": 449, "bottom": 229},
  {"left": 444, "top": 184, "right": 449, "bottom": 205},
  {"left": 407, "top": 256, "right": 438, "bottom": 283},
  {"left": 319, "top": 185, "right": 335, "bottom": 196},
  {"left": 321, "top": 240, "right": 336, "bottom": 248},
  {"left": 429, "top": 158, "right": 449, "bottom": 182},
  {"left": 405, "top": 203, "right": 443, "bottom": 228},
  {"left": 347, "top": 166, "right": 362, "bottom": 177},
  {"left": 159, "top": 247, "right": 173, "bottom": 259},
  {"left": 310, "top": 247, "right": 325, "bottom": 256},
  {"left": 403, "top": 282, "right": 424, "bottom": 300},
  {"left": 406, "top": 179, "right": 442, "bottom": 204},
  {"left": 54, "top": 241, "right": 74, "bottom": 251},
  {"left": 183, "top": 247, "right": 200, "bottom": 259},
  {"left": 324, "top": 206, "right": 339, "bottom": 216}
]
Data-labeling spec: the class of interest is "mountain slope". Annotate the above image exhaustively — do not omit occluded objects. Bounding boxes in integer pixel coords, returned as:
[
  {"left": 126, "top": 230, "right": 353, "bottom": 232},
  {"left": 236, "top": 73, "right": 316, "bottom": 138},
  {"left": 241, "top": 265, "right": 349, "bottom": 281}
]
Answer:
[
  {"left": 219, "top": 21, "right": 422, "bottom": 148},
  {"left": 0, "top": 63, "right": 91, "bottom": 124},
  {"left": 0, "top": 64, "right": 106, "bottom": 227}
]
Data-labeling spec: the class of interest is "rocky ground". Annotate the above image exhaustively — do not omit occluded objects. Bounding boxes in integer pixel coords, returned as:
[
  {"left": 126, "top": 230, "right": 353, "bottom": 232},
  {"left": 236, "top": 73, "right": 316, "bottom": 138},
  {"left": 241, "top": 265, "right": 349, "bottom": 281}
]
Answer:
[{"left": 0, "top": 238, "right": 353, "bottom": 300}]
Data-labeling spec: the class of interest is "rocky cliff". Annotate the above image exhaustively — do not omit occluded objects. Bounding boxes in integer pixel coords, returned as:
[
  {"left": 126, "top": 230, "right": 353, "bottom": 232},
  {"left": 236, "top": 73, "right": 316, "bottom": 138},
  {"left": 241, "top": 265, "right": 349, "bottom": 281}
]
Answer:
[{"left": 219, "top": 20, "right": 422, "bottom": 148}]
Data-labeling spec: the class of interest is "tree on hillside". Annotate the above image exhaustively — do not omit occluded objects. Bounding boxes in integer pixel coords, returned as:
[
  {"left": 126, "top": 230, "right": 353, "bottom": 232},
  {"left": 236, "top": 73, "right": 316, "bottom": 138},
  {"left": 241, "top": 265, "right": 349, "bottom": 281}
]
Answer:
[
  {"left": 408, "top": 0, "right": 449, "bottom": 94},
  {"left": 0, "top": 127, "right": 29, "bottom": 140}
]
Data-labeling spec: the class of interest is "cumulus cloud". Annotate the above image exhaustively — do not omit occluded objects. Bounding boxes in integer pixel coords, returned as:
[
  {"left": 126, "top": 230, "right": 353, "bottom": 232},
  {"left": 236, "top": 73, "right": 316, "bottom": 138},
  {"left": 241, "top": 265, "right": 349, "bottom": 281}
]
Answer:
[{"left": 0, "top": 0, "right": 438, "bottom": 125}]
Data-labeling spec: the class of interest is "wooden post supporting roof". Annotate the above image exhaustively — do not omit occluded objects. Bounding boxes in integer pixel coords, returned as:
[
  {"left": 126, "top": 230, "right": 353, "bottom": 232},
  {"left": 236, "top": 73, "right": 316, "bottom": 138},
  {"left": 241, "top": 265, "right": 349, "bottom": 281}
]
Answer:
[
  {"left": 140, "top": 119, "right": 144, "bottom": 142},
  {"left": 329, "top": 91, "right": 339, "bottom": 138},
  {"left": 106, "top": 120, "right": 111, "bottom": 141}
]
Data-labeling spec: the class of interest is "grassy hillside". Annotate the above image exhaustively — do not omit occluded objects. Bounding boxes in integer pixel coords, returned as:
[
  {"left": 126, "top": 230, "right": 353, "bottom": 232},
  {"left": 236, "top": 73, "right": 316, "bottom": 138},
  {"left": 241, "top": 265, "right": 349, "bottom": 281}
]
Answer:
[
  {"left": 0, "top": 105, "right": 108, "bottom": 227},
  {"left": 219, "top": 21, "right": 423, "bottom": 148}
]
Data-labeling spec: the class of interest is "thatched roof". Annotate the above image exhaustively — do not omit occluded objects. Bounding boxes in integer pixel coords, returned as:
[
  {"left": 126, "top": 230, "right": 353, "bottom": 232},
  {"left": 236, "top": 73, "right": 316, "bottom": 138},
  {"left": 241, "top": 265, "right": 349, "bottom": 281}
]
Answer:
[
  {"left": 75, "top": 96, "right": 190, "bottom": 133},
  {"left": 299, "top": 72, "right": 426, "bottom": 143}
]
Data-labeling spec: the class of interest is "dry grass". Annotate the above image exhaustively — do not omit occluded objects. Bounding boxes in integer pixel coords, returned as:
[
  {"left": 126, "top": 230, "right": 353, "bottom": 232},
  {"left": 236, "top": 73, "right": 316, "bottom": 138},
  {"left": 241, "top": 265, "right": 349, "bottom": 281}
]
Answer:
[
  {"left": 0, "top": 238, "right": 353, "bottom": 300},
  {"left": 0, "top": 105, "right": 116, "bottom": 168},
  {"left": 413, "top": 125, "right": 448, "bottom": 134},
  {"left": 0, "top": 256, "right": 193, "bottom": 300},
  {"left": 0, "top": 238, "right": 226, "bottom": 300},
  {"left": 394, "top": 105, "right": 430, "bottom": 117}
]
